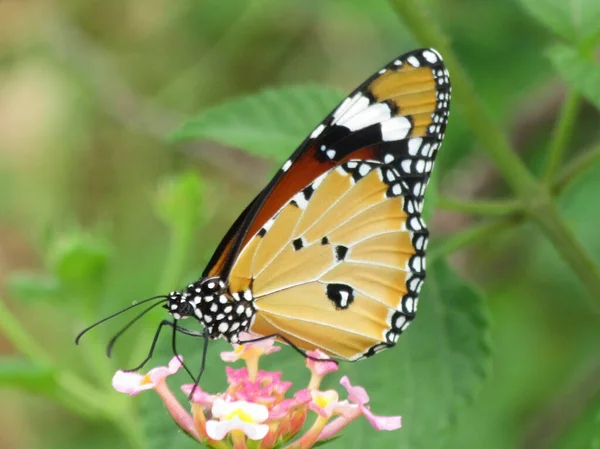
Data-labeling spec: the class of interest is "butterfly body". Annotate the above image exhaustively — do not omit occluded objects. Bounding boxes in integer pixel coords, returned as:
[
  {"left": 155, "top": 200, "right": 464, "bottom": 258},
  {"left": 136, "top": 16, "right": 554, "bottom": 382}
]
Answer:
[{"left": 166, "top": 278, "right": 255, "bottom": 342}]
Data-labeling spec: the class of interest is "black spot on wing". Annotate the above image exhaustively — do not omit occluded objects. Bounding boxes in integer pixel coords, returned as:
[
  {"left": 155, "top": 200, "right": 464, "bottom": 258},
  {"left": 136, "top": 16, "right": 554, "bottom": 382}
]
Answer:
[
  {"left": 325, "top": 283, "right": 355, "bottom": 310},
  {"left": 292, "top": 238, "right": 305, "bottom": 251},
  {"left": 335, "top": 245, "right": 348, "bottom": 262}
]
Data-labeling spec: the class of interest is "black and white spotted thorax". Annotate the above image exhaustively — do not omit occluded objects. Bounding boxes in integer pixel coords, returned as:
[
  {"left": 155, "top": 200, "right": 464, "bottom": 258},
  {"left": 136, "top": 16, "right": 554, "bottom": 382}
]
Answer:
[{"left": 166, "top": 277, "right": 256, "bottom": 343}]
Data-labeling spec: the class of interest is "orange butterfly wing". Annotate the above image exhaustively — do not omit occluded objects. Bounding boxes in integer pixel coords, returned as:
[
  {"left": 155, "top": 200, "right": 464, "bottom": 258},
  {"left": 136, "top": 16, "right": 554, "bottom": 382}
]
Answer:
[{"left": 205, "top": 48, "right": 450, "bottom": 359}]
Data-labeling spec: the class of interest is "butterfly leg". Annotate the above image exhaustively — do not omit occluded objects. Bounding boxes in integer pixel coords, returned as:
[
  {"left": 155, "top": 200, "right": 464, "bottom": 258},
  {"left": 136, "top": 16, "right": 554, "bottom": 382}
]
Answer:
[
  {"left": 170, "top": 319, "right": 204, "bottom": 382},
  {"left": 237, "top": 333, "right": 339, "bottom": 365},
  {"left": 187, "top": 327, "right": 211, "bottom": 400},
  {"left": 124, "top": 320, "right": 204, "bottom": 372}
]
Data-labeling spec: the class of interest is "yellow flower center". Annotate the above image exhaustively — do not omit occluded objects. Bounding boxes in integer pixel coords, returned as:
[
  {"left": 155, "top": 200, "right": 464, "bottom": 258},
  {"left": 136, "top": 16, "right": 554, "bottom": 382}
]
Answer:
[
  {"left": 225, "top": 408, "right": 256, "bottom": 423},
  {"left": 314, "top": 395, "right": 331, "bottom": 408},
  {"left": 140, "top": 374, "right": 153, "bottom": 385},
  {"left": 234, "top": 345, "right": 246, "bottom": 355}
]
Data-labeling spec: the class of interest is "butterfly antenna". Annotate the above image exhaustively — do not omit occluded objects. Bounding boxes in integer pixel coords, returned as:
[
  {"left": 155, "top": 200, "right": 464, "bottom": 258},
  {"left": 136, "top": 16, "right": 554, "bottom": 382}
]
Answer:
[
  {"left": 75, "top": 295, "right": 168, "bottom": 344},
  {"left": 106, "top": 299, "right": 169, "bottom": 357}
]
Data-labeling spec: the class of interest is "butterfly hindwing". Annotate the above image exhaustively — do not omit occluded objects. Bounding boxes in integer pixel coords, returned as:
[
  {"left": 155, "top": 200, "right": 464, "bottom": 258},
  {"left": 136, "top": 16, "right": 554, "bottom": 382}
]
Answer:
[{"left": 245, "top": 161, "right": 426, "bottom": 360}]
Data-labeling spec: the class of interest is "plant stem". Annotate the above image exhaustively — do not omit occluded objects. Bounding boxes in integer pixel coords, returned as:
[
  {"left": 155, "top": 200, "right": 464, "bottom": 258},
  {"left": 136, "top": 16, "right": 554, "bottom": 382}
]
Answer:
[
  {"left": 553, "top": 142, "right": 600, "bottom": 195},
  {"left": 437, "top": 196, "right": 521, "bottom": 216},
  {"left": 388, "top": 0, "right": 538, "bottom": 198},
  {"left": 543, "top": 91, "right": 581, "bottom": 182},
  {"left": 526, "top": 197, "right": 600, "bottom": 311},
  {"left": 429, "top": 216, "right": 521, "bottom": 262},
  {"left": 389, "top": 0, "right": 600, "bottom": 304}
]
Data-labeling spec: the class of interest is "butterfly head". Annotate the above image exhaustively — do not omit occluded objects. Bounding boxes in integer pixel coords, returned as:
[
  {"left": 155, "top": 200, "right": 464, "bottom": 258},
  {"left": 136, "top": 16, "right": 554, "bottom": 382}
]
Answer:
[
  {"left": 163, "top": 291, "right": 195, "bottom": 320},
  {"left": 165, "top": 277, "right": 255, "bottom": 342}
]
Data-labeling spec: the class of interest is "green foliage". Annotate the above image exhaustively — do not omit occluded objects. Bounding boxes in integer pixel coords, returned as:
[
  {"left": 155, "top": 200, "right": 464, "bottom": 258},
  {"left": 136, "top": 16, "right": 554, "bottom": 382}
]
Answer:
[
  {"left": 553, "top": 393, "right": 600, "bottom": 449},
  {"left": 548, "top": 45, "right": 600, "bottom": 111},
  {"left": 171, "top": 86, "right": 344, "bottom": 162},
  {"left": 8, "top": 273, "right": 61, "bottom": 303},
  {"left": 46, "top": 230, "right": 111, "bottom": 298},
  {"left": 4, "top": 1, "right": 600, "bottom": 448},
  {"left": 155, "top": 171, "right": 206, "bottom": 232},
  {"left": 517, "top": 0, "right": 600, "bottom": 45},
  {"left": 8, "top": 229, "right": 111, "bottom": 306},
  {"left": 0, "top": 358, "right": 56, "bottom": 393}
]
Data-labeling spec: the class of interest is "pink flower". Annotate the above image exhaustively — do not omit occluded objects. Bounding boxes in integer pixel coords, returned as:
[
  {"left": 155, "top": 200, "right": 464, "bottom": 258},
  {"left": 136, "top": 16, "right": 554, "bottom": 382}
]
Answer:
[
  {"left": 305, "top": 350, "right": 338, "bottom": 390},
  {"left": 309, "top": 390, "right": 339, "bottom": 418},
  {"left": 181, "top": 384, "right": 221, "bottom": 407},
  {"left": 112, "top": 356, "right": 183, "bottom": 395},
  {"left": 306, "top": 350, "right": 338, "bottom": 377},
  {"left": 111, "top": 339, "right": 402, "bottom": 448},
  {"left": 340, "top": 376, "right": 401, "bottom": 431},
  {"left": 269, "top": 398, "right": 297, "bottom": 420},
  {"left": 112, "top": 356, "right": 199, "bottom": 439},
  {"left": 227, "top": 368, "right": 292, "bottom": 406},
  {"left": 221, "top": 333, "right": 280, "bottom": 382},
  {"left": 220, "top": 332, "right": 280, "bottom": 362}
]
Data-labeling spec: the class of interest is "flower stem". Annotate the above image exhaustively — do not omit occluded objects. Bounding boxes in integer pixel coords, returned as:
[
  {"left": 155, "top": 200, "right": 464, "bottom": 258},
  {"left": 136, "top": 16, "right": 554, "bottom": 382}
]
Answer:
[
  {"left": 155, "top": 381, "right": 200, "bottom": 440},
  {"left": 389, "top": 0, "right": 600, "bottom": 304},
  {"left": 317, "top": 412, "right": 359, "bottom": 441},
  {"left": 231, "top": 430, "right": 249, "bottom": 449},
  {"left": 284, "top": 416, "right": 328, "bottom": 449},
  {"left": 542, "top": 91, "right": 581, "bottom": 182}
]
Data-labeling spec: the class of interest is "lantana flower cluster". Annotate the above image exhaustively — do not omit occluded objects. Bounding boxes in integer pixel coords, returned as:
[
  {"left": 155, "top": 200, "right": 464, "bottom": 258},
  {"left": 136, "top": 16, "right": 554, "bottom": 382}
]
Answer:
[{"left": 113, "top": 333, "right": 401, "bottom": 449}]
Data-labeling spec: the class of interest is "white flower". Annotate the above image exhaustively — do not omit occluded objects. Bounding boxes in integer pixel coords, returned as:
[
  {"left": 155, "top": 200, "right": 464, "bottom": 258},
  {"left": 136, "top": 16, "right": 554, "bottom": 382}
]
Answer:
[
  {"left": 205, "top": 399, "right": 270, "bottom": 440},
  {"left": 112, "top": 356, "right": 183, "bottom": 395}
]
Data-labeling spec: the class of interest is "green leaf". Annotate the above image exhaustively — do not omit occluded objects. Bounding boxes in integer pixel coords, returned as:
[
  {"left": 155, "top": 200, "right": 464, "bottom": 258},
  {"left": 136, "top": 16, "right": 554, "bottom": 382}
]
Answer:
[
  {"left": 47, "top": 230, "right": 111, "bottom": 297},
  {"left": 171, "top": 85, "right": 344, "bottom": 161},
  {"left": 517, "top": 0, "right": 600, "bottom": 45},
  {"left": 548, "top": 44, "right": 600, "bottom": 111},
  {"left": 552, "top": 392, "right": 600, "bottom": 449},
  {"left": 155, "top": 171, "right": 205, "bottom": 233},
  {"left": 8, "top": 273, "right": 61, "bottom": 303},
  {"left": 333, "top": 259, "right": 491, "bottom": 449},
  {"left": 0, "top": 357, "right": 57, "bottom": 394}
]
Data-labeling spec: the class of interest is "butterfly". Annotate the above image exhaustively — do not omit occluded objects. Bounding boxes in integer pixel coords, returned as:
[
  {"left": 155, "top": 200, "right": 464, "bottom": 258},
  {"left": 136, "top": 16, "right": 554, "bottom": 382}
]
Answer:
[{"left": 77, "top": 48, "right": 451, "bottom": 375}]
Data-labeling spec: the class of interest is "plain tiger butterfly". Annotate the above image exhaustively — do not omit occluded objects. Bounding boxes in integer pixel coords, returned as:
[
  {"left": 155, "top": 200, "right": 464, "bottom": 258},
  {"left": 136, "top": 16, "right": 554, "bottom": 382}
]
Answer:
[{"left": 77, "top": 48, "right": 451, "bottom": 376}]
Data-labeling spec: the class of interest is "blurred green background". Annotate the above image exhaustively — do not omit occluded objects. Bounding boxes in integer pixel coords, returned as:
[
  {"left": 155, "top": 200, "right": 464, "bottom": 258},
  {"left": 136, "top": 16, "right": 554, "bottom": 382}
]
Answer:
[{"left": 1, "top": 0, "right": 600, "bottom": 448}]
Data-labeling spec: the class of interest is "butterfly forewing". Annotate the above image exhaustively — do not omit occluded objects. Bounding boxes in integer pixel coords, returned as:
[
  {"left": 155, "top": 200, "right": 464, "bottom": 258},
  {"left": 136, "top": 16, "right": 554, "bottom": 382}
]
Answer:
[{"left": 206, "top": 48, "right": 450, "bottom": 360}]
